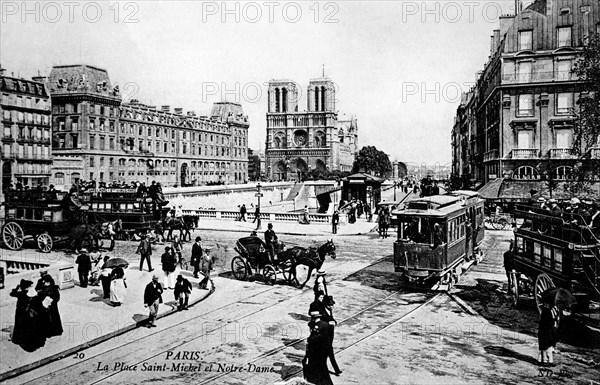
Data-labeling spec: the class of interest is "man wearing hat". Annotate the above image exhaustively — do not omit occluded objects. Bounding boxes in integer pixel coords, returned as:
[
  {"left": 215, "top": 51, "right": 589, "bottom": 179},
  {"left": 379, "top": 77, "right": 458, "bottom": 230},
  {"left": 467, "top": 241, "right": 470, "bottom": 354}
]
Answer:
[
  {"left": 308, "top": 291, "right": 341, "bottom": 376},
  {"left": 136, "top": 233, "right": 154, "bottom": 272},
  {"left": 190, "top": 236, "right": 203, "bottom": 279},
  {"left": 548, "top": 199, "right": 562, "bottom": 217},
  {"left": 75, "top": 248, "right": 92, "bottom": 288},
  {"left": 144, "top": 275, "right": 164, "bottom": 327},
  {"left": 199, "top": 247, "right": 213, "bottom": 289},
  {"left": 174, "top": 274, "right": 192, "bottom": 311},
  {"left": 264, "top": 223, "right": 278, "bottom": 263}
]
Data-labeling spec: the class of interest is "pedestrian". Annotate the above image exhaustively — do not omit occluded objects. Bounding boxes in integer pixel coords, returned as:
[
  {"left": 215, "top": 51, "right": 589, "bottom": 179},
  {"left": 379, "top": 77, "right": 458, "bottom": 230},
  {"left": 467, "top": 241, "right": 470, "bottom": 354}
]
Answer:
[
  {"left": 174, "top": 274, "right": 192, "bottom": 311},
  {"left": 365, "top": 202, "right": 372, "bottom": 222},
  {"left": 136, "top": 233, "right": 154, "bottom": 272},
  {"left": 191, "top": 236, "right": 203, "bottom": 278},
  {"left": 538, "top": 303, "right": 558, "bottom": 367},
  {"left": 503, "top": 240, "right": 514, "bottom": 294},
  {"left": 253, "top": 205, "right": 261, "bottom": 230},
  {"left": 109, "top": 266, "right": 127, "bottom": 306},
  {"left": 99, "top": 256, "right": 111, "bottom": 299},
  {"left": 144, "top": 274, "right": 164, "bottom": 328},
  {"left": 240, "top": 204, "right": 247, "bottom": 222},
  {"left": 299, "top": 205, "right": 311, "bottom": 224},
  {"left": 75, "top": 248, "right": 92, "bottom": 288},
  {"left": 303, "top": 311, "right": 334, "bottom": 385},
  {"left": 331, "top": 210, "right": 339, "bottom": 234},
  {"left": 309, "top": 291, "right": 341, "bottom": 376},
  {"left": 37, "top": 274, "right": 63, "bottom": 338},
  {"left": 199, "top": 247, "right": 213, "bottom": 289},
  {"left": 9, "top": 279, "right": 33, "bottom": 347},
  {"left": 313, "top": 270, "right": 329, "bottom": 301},
  {"left": 171, "top": 234, "right": 183, "bottom": 268},
  {"left": 161, "top": 246, "right": 177, "bottom": 289}
]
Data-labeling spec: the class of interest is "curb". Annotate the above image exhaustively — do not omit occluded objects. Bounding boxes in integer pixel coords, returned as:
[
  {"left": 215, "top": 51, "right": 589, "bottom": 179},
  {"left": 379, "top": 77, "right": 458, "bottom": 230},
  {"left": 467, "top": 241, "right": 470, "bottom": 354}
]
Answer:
[
  {"left": 191, "top": 226, "right": 379, "bottom": 237},
  {"left": 0, "top": 280, "right": 216, "bottom": 382}
]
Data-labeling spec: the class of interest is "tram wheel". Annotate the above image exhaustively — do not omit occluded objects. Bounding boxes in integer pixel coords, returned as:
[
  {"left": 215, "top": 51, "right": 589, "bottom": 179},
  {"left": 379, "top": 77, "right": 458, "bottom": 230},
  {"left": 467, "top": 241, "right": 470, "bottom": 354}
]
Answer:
[
  {"left": 37, "top": 233, "right": 53, "bottom": 253},
  {"left": 231, "top": 256, "right": 248, "bottom": 281},
  {"left": 2, "top": 222, "right": 24, "bottom": 250},
  {"left": 534, "top": 273, "right": 555, "bottom": 314},
  {"left": 263, "top": 265, "right": 277, "bottom": 286}
]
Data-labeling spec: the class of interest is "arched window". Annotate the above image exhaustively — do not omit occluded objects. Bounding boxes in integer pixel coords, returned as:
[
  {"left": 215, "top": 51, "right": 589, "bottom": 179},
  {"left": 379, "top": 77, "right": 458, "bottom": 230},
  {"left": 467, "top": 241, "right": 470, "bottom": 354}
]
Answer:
[
  {"left": 282, "top": 88, "right": 288, "bottom": 112},
  {"left": 315, "top": 131, "right": 326, "bottom": 147},
  {"left": 321, "top": 86, "right": 326, "bottom": 111},
  {"left": 553, "top": 166, "right": 573, "bottom": 180},
  {"left": 128, "top": 159, "right": 136, "bottom": 168},
  {"left": 275, "top": 137, "right": 281, "bottom": 148},
  {"left": 275, "top": 88, "right": 280, "bottom": 112},
  {"left": 513, "top": 166, "right": 539, "bottom": 180},
  {"left": 314, "top": 88, "right": 320, "bottom": 111}
]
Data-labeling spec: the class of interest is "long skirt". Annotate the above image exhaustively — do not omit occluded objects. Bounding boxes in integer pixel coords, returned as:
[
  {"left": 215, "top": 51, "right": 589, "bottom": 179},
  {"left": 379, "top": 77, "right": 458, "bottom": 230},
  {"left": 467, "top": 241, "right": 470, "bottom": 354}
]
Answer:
[{"left": 110, "top": 279, "right": 127, "bottom": 304}]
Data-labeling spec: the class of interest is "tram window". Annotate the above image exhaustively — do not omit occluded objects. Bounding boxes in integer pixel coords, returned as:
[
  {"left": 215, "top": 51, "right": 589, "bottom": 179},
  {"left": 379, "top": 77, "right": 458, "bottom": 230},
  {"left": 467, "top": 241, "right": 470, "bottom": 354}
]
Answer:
[
  {"left": 542, "top": 246, "right": 551, "bottom": 268},
  {"left": 25, "top": 209, "right": 34, "bottom": 220},
  {"left": 119, "top": 203, "right": 127, "bottom": 211},
  {"left": 554, "top": 249, "right": 563, "bottom": 272},
  {"left": 17, "top": 208, "right": 24, "bottom": 218},
  {"left": 34, "top": 209, "right": 42, "bottom": 220},
  {"left": 534, "top": 242, "right": 541, "bottom": 264}
]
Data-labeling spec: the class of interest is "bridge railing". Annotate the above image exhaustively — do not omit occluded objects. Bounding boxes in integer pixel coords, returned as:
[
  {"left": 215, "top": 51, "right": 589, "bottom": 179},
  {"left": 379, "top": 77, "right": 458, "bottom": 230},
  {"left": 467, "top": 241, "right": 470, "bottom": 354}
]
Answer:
[{"left": 182, "top": 209, "right": 331, "bottom": 223}]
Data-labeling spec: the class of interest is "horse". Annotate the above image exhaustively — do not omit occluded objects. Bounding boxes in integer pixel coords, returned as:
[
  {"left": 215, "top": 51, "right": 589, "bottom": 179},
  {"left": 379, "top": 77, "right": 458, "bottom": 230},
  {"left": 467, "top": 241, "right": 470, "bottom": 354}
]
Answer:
[
  {"left": 164, "top": 216, "right": 193, "bottom": 242},
  {"left": 68, "top": 223, "right": 99, "bottom": 252},
  {"left": 95, "top": 219, "right": 122, "bottom": 250},
  {"left": 285, "top": 239, "right": 336, "bottom": 288}
]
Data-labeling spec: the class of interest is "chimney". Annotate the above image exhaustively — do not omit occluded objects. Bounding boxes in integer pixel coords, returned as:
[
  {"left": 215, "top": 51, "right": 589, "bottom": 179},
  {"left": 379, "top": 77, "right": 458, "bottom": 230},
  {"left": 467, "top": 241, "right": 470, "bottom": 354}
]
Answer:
[
  {"left": 499, "top": 15, "right": 515, "bottom": 37},
  {"left": 130, "top": 99, "right": 139, "bottom": 104},
  {"left": 148, "top": 105, "right": 156, "bottom": 111},
  {"left": 161, "top": 105, "right": 170, "bottom": 113},
  {"left": 174, "top": 108, "right": 183, "bottom": 115},
  {"left": 187, "top": 111, "right": 196, "bottom": 117},
  {"left": 32, "top": 75, "right": 47, "bottom": 83},
  {"left": 493, "top": 29, "right": 501, "bottom": 53},
  {"left": 490, "top": 34, "right": 495, "bottom": 56}
]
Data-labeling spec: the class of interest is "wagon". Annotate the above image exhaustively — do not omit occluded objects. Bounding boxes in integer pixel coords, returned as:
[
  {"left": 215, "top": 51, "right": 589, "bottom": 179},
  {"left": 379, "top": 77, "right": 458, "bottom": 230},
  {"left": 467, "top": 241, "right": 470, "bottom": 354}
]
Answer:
[
  {"left": 510, "top": 205, "right": 600, "bottom": 325},
  {"left": 2, "top": 201, "right": 71, "bottom": 253},
  {"left": 231, "top": 236, "right": 295, "bottom": 285}
]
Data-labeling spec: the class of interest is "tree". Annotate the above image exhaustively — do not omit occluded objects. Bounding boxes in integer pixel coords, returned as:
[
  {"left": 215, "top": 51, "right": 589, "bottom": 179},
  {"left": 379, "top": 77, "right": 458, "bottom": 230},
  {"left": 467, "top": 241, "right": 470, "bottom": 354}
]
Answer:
[
  {"left": 351, "top": 146, "right": 392, "bottom": 178},
  {"left": 568, "top": 33, "right": 600, "bottom": 195}
]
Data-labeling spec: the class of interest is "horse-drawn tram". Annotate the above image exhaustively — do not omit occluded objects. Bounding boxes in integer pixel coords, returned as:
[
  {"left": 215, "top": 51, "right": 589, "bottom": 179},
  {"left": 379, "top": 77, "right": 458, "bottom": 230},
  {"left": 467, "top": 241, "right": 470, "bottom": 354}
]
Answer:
[
  {"left": 511, "top": 205, "right": 600, "bottom": 324},
  {"left": 81, "top": 188, "right": 163, "bottom": 238},
  {"left": 392, "top": 191, "right": 485, "bottom": 290},
  {"left": 2, "top": 200, "right": 71, "bottom": 252}
]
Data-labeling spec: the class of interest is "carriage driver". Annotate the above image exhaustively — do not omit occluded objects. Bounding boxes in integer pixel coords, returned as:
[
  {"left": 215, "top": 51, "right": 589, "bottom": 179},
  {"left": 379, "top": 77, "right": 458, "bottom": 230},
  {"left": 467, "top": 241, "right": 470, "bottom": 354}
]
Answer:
[{"left": 264, "top": 223, "right": 279, "bottom": 263}]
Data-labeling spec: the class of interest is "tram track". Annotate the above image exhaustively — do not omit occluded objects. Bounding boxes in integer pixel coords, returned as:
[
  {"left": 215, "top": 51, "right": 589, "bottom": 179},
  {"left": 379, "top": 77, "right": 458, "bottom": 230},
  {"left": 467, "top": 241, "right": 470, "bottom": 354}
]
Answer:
[{"left": 20, "top": 266, "right": 379, "bottom": 385}]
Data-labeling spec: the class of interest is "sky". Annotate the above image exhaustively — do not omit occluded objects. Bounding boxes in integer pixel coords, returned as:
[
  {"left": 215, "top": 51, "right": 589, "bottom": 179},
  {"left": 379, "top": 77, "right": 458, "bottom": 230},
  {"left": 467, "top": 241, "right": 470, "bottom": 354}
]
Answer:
[{"left": 0, "top": 0, "right": 522, "bottom": 165}]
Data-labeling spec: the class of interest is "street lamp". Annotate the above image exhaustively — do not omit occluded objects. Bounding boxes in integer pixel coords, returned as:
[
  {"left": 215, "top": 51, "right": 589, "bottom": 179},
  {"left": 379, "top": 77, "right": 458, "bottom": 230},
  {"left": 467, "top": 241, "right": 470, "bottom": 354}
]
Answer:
[{"left": 255, "top": 182, "right": 263, "bottom": 230}]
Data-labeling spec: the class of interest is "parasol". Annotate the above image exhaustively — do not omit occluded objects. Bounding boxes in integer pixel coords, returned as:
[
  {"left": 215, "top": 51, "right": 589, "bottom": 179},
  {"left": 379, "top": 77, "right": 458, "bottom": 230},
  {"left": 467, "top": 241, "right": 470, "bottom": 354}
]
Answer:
[
  {"left": 540, "top": 287, "right": 577, "bottom": 310},
  {"left": 104, "top": 258, "right": 129, "bottom": 269}
]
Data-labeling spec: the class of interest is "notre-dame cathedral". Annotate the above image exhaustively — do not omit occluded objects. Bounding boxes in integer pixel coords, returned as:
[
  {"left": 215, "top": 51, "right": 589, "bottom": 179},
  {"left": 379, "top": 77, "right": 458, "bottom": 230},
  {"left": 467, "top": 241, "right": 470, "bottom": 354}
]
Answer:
[{"left": 265, "top": 76, "right": 358, "bottom": 181}]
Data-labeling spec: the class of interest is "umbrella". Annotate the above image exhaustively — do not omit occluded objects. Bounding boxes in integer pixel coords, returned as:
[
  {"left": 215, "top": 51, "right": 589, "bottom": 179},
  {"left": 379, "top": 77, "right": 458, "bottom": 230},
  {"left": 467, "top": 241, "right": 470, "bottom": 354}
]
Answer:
[
  {"left": 104, "top": 258, "right": 129, "bottom": 269},
  {"left": 540, "top": 287, "right": 577, "bottom": 310}
]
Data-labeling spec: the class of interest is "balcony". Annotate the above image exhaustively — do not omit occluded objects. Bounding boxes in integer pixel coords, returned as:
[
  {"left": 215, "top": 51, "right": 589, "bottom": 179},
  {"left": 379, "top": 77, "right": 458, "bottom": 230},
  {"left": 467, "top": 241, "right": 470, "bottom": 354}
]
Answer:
[
  {"left": 483, "top": 149, "right": 499, "bottom": 162},
  {"left": 588, "top": 146, "right": 600, "bottom": 159},
  {"left": 549, "top": 148, "right": 576, "bottom": 159},
  {"left": 510, "top": 149, "right": 538, "bottom": 159},
  {"left": 502, "top": 70, "right": 575, "bottom": 84}
]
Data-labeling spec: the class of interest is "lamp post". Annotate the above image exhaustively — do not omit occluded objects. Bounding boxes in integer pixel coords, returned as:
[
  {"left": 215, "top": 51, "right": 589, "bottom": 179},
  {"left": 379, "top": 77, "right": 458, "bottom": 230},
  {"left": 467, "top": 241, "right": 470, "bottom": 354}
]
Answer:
[{"left": 255, "top": 182, "right": 263, "bottom": 230}]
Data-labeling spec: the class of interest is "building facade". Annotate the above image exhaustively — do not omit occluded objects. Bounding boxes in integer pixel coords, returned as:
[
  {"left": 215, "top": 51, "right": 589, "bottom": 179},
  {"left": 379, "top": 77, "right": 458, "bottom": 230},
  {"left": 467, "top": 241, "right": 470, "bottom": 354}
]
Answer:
[
  {"left": 265, "top": 77, "right": 358, "bottom": 181},
  {"left": 452, "top": 0, "right": 600, "bottom": 188},
  {"left": 1, "top": 68, "right": 52, "bottom": 198},
  {"left": 46, "top": 64, "right": 249, "bottom": 189}
]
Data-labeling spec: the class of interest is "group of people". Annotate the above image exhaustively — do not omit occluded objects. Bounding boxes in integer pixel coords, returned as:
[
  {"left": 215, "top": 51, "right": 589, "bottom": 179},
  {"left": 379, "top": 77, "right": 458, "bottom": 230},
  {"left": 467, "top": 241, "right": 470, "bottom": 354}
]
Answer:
[
  {"left": 3, "top": 183, "right": 60, "bottom": 203},
  {"left": 303, "top": 270, "right": 342, "bottom": 384},
  {"left": 9, "top": 272, "right": 63, "bottom": 352},
  {"left": 529, "top": 193, "right": 600, "bottom": 236},
  {"left": 338, "top": 199, "right": 372, "bottom": 224}
]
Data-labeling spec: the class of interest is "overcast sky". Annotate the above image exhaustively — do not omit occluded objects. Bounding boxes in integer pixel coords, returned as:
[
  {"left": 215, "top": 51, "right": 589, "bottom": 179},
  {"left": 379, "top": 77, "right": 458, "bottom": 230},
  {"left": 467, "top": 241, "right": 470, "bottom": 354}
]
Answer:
[{"left": 1, "top": 0, "right": 521, "bottom": 165}]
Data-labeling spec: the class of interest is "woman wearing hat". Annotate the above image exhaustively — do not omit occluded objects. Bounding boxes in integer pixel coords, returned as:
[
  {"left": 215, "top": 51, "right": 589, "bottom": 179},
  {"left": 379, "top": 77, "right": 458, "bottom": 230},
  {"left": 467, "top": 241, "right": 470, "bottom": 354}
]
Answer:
[
  {"left": 303, "top": 311, "right": 334, "bottom": 385},
  {"left": 9, "top": 280, "right": 34, "bottom": 346}
]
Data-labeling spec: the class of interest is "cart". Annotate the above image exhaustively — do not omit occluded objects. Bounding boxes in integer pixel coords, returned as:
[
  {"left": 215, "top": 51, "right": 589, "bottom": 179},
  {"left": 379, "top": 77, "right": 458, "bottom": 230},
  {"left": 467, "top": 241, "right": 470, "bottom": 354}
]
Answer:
[{"left": 231, "top": 236, "right": 295, "bottom": 285}]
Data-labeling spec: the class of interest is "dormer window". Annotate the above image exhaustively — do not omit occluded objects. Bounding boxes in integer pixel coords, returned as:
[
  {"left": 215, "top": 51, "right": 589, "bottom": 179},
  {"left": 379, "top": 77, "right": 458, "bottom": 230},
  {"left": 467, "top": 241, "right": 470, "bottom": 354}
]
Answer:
[
  {"left": 518, "top": 30, "right": 533, "bottom": 51},
  {"left": 557, "top": 26, "right": 572, "bottom": 47},
  {"left": 560, "top": 7, "right": 571, "bottom": 15}
]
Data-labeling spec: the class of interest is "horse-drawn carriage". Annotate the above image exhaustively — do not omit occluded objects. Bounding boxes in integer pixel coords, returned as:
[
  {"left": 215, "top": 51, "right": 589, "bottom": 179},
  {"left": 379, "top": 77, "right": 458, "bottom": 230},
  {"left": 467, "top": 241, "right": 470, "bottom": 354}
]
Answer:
[
  {"left": 510, "top": 205, "right": 600, "bottom": 325},
  {"left": 2, "top": 200, "right": 71, "bottom": 252},
  {"left": 231, "top": 236, "right": 337, "bottom": 287}
]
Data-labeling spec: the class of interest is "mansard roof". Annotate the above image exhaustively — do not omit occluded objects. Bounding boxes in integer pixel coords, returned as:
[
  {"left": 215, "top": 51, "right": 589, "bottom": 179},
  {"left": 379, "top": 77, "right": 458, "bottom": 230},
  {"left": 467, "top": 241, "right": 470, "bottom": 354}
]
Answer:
[{"left": 47, "top": 64, "right": 121, "bottom": 98}]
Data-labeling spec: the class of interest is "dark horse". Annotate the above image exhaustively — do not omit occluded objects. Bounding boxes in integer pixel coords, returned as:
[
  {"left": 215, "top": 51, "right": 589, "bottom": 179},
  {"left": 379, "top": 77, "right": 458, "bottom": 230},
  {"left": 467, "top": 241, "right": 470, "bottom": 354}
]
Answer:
[
  {"left": 68, "top": 219, "right": 122, "bottom": 252},
  {"left": 281, "top": 239, "right": 336, "bottom": 288},
  {"left": 164, "top": 217, "right": 193, "bottom": 242}
]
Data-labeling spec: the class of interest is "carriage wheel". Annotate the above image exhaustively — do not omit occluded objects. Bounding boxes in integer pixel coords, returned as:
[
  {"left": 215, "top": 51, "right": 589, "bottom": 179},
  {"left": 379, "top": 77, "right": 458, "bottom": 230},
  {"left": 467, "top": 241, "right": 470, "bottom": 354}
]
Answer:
[
  {"left": 534, "top": 273, "right": 555, "bottom": 314},
  {"left": 509, "top": 271, "right": 520, "bottom": 308},
  {"left": 280, "top": 261, "right": 295, "bottom": 284},
  {"left": 263, "top": 265, "right": 277, "bottom": 286},
  {"left": 231, "top": 256, "right": 248, "bottom": 281},
  {"left": 37, "top": 233, "right": 53, "bottom": 253},
  {"left": 2, "top": 222, "right": 24, "bottom": 250}
]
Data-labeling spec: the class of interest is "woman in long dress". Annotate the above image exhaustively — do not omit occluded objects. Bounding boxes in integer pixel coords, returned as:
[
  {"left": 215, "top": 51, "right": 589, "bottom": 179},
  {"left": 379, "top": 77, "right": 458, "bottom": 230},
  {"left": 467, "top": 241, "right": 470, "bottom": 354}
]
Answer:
[
  {"left": 303, "top": 322, "right": 333, "bottom": 385},
  {"left": 37, "top": 274, "right": 63, "bottom": 338},
  {"left": 9, "top": 279, "right": 33, "bottom": 346},
  {"left": 109, "top": 267, "right": 127, "bottom": 306}
]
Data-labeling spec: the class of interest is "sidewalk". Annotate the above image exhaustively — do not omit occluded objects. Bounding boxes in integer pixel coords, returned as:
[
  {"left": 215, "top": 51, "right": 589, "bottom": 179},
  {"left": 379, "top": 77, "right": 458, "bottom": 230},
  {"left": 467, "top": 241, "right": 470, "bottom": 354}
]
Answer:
[
  {"left": 0, "top": 255, "right": 214, "bottom": 382},
  {"left": 193, "top": 217, "right": 379, "bottom": 237}
]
